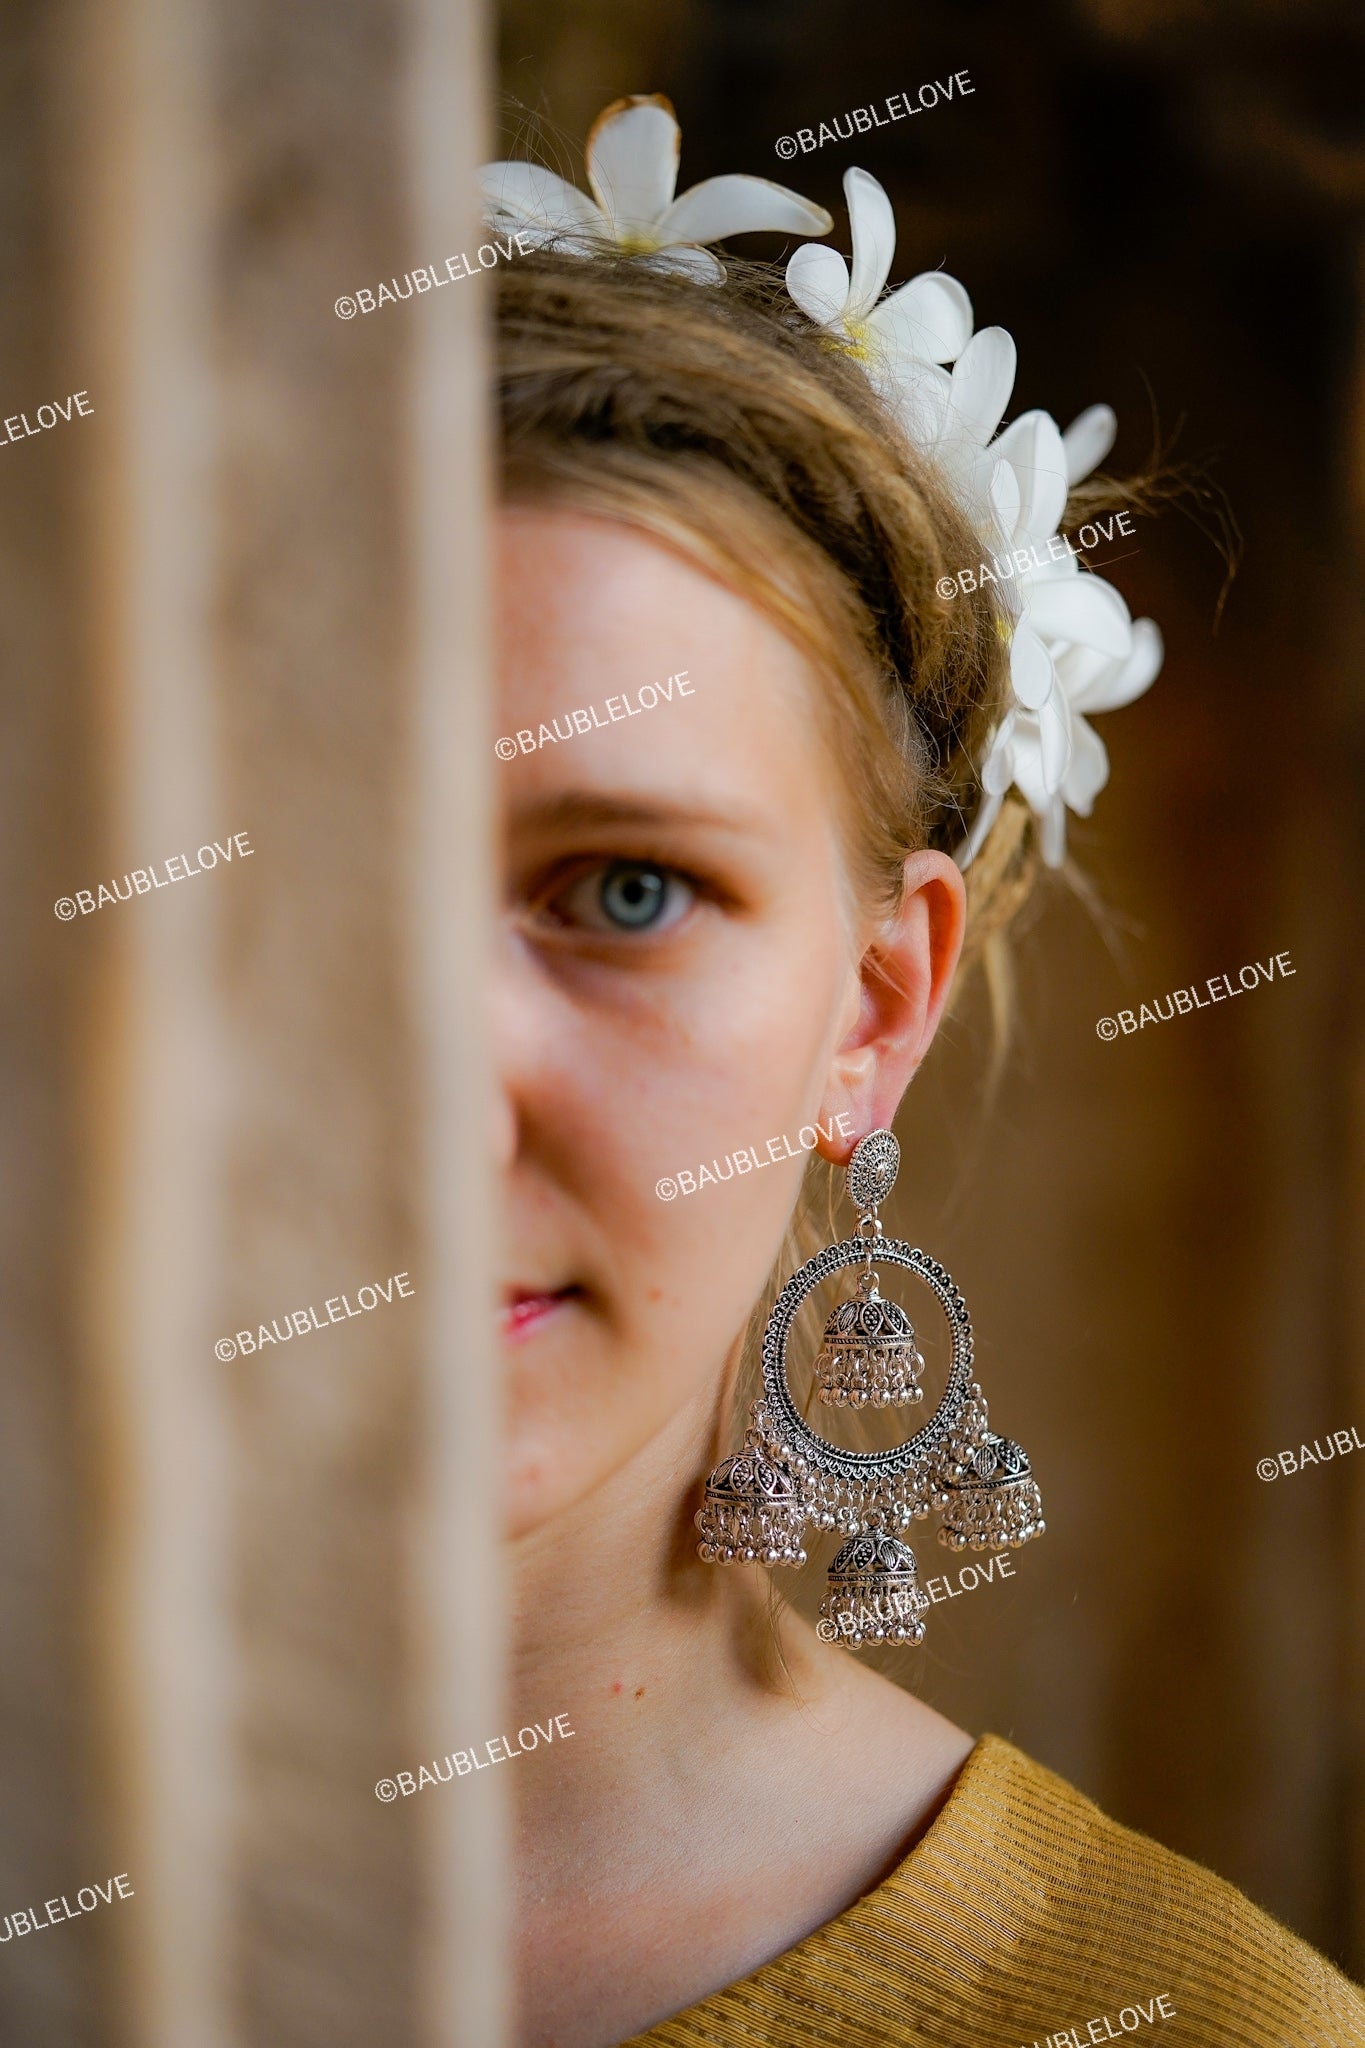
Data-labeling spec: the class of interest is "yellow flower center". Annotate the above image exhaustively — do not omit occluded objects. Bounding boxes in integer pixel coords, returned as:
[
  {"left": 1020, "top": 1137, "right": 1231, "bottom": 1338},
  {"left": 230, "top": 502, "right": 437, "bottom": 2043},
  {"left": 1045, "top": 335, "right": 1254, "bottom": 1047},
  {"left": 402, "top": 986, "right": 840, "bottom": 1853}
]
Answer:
[{"left": 839, "top": 315, "right": 874, "bottom": 363}]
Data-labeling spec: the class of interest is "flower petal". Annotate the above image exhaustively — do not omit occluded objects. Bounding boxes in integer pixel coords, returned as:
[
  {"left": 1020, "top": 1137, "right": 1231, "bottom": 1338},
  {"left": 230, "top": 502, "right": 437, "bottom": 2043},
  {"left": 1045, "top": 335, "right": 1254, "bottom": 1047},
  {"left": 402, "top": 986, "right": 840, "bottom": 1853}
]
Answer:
[
  {"left": 1071, "top": 616, "right": 1164, "bottom": 714},
  {"left": 786, "top": 241, "right": 851, "bottom": 327},
  {"left": 990, "top": 410, "right": 1068, "bottom": 541},
  {"left": 956, "top": 786, "right": 1004, "bottom": 870},
  {"left": 1023, "top": 573, "right": 1132, "bottom": 659},
  {"left": 843, "top": 168, "right": 896, "bottom": 317},
  {"left": 661, "top": 174, "right": 832, "bottom": 246},
  {"left": 1008, "top": 620, "right": 1056, "bottom": 711},
  {"left": 987, "top": 458, "right": 1021, "bottom": 548},
  {"left": 639, "top": 243, "right": 726, "bottom": 282},
  {"left": 1062, "top": 403, "right": 1117, "bottom": 486},
  {"left": 943, "top": 327, "right": 1017, "bottom": 447},
  {"left": 585, "top": 95, "right": 680, "bottom": 235},
  {"left": 1009, "top": 725, "right": 1058, "bottom": 813},
  {"left": 980, "top": 713, "right": 1018, "bottom": 794},
  {"left": 872, "top": 271, "right": 974, "bottom": 366},
  {"left": 886, "top": 359, "right": 952, "bottom": 445},
  {"left": 1037, "top": 691, "right": 1074, "bottom": 794},
  {"left": 1062, "top": 714, "right": 1110, "bottom": 814},
  {"left": 478, "top": 161, "right": 604, "bottom": 238}
]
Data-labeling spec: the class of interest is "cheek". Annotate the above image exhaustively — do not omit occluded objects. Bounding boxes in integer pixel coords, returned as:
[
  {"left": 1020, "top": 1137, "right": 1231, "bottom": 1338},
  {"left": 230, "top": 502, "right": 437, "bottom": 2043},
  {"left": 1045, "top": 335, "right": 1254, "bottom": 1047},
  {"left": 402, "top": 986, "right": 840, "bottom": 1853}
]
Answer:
[{"left": 504, "top": 918, "right": 851, "bottom": 1535}]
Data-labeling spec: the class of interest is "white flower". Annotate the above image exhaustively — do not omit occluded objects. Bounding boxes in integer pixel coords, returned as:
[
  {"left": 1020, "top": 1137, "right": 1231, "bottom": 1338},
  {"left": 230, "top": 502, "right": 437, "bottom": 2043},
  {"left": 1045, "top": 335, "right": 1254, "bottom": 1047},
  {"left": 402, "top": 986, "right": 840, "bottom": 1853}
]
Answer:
[
  {"left": 480, "top": 94, "right": 831, "bottom": 282},
  {"left": 945, "top": 403, "right": 1160, "bottom": 869},
  {"left": 894, "top": 326, "right": 1019, "bottom": 527},
  {"left": 785, "top": 168, "right": 973, "bottom": 401},
  {"left": 961, "top": 619, "right": 1163, "bottom": 870}
]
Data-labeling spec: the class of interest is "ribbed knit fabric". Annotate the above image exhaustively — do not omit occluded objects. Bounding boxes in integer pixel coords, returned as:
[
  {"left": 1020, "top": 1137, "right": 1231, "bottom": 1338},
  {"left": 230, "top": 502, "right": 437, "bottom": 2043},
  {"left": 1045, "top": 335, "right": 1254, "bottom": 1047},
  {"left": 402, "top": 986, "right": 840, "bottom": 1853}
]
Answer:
[{"left": 625, "top": 1734, "right": 1365, "bottom": 2047}]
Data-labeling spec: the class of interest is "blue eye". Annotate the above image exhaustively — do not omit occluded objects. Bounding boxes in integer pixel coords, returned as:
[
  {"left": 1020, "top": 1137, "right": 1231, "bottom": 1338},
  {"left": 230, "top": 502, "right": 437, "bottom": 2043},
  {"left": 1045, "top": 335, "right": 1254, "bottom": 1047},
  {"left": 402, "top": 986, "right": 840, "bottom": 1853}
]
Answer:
[
  {"left": 554, "top": 862, "right": 694, "bottom": 934},
  {"left": 601, "top": 865, "right": 668, "bottom": 927}
]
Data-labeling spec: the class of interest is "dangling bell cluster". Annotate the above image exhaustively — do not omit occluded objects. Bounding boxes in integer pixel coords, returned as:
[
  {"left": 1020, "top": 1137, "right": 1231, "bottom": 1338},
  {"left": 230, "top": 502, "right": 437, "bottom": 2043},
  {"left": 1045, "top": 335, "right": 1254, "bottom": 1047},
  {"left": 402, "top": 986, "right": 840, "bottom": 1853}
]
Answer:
[
  {"left": 814, "top": 1270, "right": 925, "bottom": 1408},
  {"left": 819, "top": 1529, "right": 927, "bottom": 1646},
  {"left": 694, "top": 1129, "right": 1046, "bottom": 1655},
  {"left": 695, "top": 1439, "right": 807, "bottom": 1565},
  {"left": 933, "top": 1382, "right": 1045, "bottom": 1553}
]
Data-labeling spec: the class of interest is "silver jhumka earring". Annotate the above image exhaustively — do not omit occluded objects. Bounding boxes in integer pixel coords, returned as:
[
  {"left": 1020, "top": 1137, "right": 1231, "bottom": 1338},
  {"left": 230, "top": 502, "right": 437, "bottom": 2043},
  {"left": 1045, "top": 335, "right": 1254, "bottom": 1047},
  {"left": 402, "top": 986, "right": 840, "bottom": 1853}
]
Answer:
[{"left": 696, "top": 1128, "right": 1044, "bottom": 1650}]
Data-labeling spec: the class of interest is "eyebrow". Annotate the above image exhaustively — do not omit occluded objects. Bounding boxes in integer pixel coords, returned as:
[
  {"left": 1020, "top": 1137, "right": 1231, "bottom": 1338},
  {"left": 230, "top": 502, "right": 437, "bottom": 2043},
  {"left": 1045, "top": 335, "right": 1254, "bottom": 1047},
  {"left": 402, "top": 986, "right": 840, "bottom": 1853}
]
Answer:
[{"left": 508, "top": 790, "right": 770, "bottom": 838}]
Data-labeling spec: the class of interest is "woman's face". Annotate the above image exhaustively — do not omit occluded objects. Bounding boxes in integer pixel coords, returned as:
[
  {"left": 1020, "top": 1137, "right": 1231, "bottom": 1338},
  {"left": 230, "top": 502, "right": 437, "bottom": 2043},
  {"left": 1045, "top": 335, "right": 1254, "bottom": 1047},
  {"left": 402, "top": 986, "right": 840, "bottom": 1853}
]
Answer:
[{"left": 496, "top": 505, "right": 961, "bottom": 1542}]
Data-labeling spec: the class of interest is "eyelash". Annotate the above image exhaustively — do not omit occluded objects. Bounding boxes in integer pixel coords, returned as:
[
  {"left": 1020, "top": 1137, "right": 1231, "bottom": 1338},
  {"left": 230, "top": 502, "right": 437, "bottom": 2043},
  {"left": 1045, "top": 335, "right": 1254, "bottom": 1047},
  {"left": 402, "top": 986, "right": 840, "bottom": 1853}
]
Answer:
[{"left": 535, "top": 860, "right": 699, "bottom": 939}]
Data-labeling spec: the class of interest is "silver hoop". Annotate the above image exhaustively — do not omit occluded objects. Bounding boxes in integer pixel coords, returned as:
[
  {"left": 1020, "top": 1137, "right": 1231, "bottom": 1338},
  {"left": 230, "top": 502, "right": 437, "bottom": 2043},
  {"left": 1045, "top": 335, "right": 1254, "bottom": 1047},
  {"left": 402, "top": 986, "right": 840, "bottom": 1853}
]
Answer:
[{"left": 761, "top": 1235, "right": 974, "bottom": 1484}]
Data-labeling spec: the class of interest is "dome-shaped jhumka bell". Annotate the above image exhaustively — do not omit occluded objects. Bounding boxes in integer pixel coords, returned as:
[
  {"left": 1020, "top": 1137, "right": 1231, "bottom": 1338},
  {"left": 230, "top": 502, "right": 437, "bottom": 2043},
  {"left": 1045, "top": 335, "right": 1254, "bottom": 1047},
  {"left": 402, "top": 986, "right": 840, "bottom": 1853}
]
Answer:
[
  {"left": 937, "top": 1429, "right": 1045, "bottom": 1552},
  {"left": 820, "top": 1529, "right": 927, "bottom": 1647},
  {"left": 695, "top": 1447, "right": 807, "bottom": 1566},
  {"left": 813, "top": 1270, "right": 925, "bottom": 1408}
]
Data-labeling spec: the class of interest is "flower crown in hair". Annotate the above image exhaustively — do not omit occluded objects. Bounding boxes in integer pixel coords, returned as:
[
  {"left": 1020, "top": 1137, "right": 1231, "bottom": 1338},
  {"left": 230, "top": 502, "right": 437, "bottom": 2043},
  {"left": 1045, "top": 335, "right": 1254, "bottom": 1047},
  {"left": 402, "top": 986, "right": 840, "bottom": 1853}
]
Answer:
[{"left": 482, "top": 95, "right": 1162, "bottom": 870}]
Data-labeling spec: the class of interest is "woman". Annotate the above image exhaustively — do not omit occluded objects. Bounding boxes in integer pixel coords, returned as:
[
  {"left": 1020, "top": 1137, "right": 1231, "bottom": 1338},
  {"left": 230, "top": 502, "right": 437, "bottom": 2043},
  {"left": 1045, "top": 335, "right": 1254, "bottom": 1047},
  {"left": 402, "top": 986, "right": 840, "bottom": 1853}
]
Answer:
[{"left": 491, "top": 98, "right": 1365, "bottom": 2048}]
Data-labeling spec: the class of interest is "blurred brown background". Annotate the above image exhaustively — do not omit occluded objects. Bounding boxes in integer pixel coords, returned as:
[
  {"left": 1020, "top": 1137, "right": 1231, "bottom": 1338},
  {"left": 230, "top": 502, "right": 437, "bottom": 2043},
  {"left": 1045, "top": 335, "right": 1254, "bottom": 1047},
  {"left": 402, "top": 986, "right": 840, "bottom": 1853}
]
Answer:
[
  {"left": 3, "top": 0, "right": 1363, "bottom": 2043},
  {"left": 495, "top": 0, "right": 1365, "bottom": 1977}
]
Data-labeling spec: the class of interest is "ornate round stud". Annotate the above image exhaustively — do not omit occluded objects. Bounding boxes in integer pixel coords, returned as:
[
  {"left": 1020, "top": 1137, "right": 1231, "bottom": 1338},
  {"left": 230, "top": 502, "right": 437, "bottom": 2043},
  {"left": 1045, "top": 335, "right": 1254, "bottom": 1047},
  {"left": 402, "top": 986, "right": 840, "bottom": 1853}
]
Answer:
[{"left": 846, "top": 1128, "right": 900, "bottom": 1216}]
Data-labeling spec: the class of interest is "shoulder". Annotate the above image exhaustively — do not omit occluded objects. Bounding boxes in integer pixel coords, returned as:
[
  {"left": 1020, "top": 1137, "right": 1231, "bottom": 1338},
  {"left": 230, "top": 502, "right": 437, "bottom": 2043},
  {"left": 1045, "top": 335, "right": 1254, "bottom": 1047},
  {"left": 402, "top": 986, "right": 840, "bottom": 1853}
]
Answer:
[
  {"left": 631, "top": 1733, "right": 1365, "bottom": 2047},
  {"left": 866, "top": 1734, "right": 1365, "bottom": 2045}
]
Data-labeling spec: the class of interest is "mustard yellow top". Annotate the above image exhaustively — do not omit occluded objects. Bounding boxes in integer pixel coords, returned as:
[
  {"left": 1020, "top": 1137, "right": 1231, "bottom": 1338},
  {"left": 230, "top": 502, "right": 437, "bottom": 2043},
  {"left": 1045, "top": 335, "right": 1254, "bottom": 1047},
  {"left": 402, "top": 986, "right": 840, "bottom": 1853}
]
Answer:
[{"left": 627, "top": 1734, "right": 1365, "bottom": 2047}]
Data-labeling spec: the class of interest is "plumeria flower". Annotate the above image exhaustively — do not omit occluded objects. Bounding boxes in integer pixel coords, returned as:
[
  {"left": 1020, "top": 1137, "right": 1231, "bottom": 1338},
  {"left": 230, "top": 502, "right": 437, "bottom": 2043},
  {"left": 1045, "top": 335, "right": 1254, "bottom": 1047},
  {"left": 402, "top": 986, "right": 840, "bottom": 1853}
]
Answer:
[
  {"left": 943, "top": 402, "right": 1158, "bottom": 868},
  {"left": 960, "top": 619, "right": 1163, "bottom": 870},
  {"left": 895, "top": 325, "right": 1019, "bottom": 527},
  {"left": 990, "top": 411, "right": 1135, "bottom": 661},
  {"left": 479, "top": 94, "right": 831, "bottom": 282},
  {"left": 786, "top": 168, "right": 974, "bottom": 401}
]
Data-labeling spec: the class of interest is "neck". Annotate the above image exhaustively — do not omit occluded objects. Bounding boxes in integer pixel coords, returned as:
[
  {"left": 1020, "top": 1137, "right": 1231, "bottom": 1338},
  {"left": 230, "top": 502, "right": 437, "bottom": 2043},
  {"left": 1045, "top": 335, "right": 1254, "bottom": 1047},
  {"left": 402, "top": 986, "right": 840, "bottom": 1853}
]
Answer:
[
  {"left": 507, "top": 1379, "right": 975, "bottom": 2048},
  {"left": 508, "top": 1383, "right": 801, "bottom": 1824}
]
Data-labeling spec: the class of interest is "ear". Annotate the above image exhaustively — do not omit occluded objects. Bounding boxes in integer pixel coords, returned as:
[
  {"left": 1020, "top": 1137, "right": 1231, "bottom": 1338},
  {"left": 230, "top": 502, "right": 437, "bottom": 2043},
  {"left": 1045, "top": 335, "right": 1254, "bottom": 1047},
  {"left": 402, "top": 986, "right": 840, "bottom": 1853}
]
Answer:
[{"left": 815, "top": 849, "right": 966, "bottom": 1163}]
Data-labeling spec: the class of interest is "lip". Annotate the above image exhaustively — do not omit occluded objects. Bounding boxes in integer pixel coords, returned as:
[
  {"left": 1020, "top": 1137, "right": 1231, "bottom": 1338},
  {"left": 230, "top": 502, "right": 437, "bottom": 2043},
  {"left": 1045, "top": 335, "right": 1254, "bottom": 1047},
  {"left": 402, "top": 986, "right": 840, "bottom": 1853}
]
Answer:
[{"left": 500, "top": 1288, "right": 575, "bottom": 1341}]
